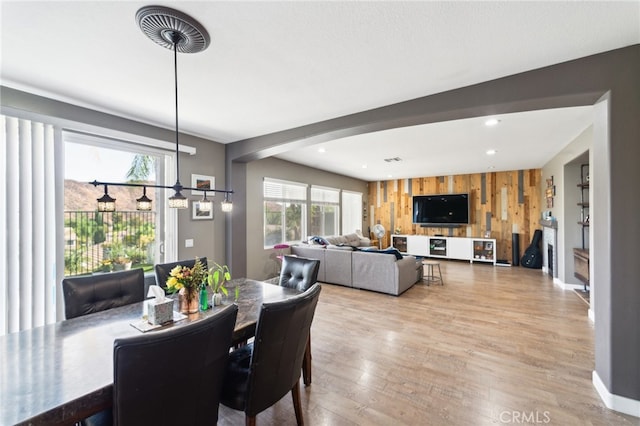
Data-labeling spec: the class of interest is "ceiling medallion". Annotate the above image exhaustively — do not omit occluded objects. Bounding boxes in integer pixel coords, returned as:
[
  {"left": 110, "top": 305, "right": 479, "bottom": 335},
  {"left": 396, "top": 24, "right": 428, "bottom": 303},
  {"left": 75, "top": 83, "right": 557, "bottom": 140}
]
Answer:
[{"left": 136, "top": 5, "right": 210, "bottom": 53}]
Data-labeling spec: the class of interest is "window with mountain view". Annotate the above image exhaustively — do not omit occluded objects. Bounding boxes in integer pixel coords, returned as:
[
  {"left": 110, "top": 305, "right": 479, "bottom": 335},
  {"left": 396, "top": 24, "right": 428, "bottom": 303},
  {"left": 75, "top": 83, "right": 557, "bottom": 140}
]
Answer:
[{"left": 64, "top": 136, "right": 169, "bottom": 276}]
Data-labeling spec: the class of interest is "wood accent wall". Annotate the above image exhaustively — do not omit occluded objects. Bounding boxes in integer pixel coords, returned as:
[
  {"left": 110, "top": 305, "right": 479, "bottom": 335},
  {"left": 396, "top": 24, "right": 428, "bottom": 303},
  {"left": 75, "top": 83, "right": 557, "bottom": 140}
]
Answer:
[{"left": 367, "top": 170, "right": 541, "bottom": 262}]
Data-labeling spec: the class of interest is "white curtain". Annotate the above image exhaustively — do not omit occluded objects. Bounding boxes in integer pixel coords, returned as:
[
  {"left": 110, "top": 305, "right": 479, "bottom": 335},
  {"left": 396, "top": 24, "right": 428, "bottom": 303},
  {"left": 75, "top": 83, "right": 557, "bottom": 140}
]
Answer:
[
  {"left": 0, "top": 115, "right": 60, "bottom": 335},
  {"left": 342, "top": 190, "right": 363, "bottom": 235}
]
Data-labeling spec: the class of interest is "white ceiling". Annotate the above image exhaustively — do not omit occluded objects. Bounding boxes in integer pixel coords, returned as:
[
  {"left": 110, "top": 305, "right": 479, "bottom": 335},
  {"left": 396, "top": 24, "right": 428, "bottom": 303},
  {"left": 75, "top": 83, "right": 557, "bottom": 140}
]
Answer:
[{"left": 2, "top": 1, "right": 639, "bottom": 181}]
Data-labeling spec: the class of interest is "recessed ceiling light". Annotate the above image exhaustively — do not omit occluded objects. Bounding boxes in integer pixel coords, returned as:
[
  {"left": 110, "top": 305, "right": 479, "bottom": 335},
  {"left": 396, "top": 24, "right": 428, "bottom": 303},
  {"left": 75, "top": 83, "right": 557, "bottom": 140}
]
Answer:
[
  {"left": 387, "top": 174, "right": 393, "bottom": 178},
  {"left": 318, "top": 147, "right": 326, "bottom": 153},
  {"left": 488, "top": 166, "right": 496, "bottom": 170},
  {"left": 485, "top": 118, "right": 500, "bottom": 127},
  {"left": 486, "top": 149, "right": 497, "bottom": 155},
  {"left": 362, "top": 164, "right": 367, "bottom": 169}
]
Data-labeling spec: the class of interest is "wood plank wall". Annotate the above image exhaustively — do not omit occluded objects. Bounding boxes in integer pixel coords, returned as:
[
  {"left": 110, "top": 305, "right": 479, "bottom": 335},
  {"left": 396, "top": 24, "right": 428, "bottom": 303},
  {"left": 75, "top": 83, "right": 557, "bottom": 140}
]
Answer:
[{"left": 367, "top": 169, "right": 541, "bottom": 263}]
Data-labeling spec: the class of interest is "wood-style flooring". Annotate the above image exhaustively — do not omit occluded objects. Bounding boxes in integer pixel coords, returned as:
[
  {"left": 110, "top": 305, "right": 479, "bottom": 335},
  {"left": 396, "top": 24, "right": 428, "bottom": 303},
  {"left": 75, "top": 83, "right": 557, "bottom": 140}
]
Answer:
[{"left": 218, "top": 261, "right": 639, "bottom": 425}]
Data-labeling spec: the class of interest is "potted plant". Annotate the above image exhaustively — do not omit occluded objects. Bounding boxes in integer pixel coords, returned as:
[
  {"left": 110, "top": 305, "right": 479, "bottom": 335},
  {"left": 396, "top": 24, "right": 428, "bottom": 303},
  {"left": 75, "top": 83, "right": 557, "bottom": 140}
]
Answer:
[
  {"left": 108, "top": 242, "right": 132, "bottom": 270},
  {"left": 207, "top": 262, "right": 231, "bottom": 306},
  {"left": 97, "top": 259, "right": 113, "bottom": 273}
]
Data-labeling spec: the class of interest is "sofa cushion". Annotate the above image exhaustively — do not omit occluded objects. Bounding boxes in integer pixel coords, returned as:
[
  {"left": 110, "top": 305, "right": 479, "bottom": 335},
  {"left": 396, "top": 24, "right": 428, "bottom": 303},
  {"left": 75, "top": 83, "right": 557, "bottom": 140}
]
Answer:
[
  {"left": 324, "top": 235, "right": 345, "bottom": 245},
  {"left": 351, "top": 251, "right": 417, "bottom": 296},
  {"left": 324, "top": 249, "right": 353, "bottom": 286},
  {"left": 323, "top": 233, "right": 366, "bottom": 247}
]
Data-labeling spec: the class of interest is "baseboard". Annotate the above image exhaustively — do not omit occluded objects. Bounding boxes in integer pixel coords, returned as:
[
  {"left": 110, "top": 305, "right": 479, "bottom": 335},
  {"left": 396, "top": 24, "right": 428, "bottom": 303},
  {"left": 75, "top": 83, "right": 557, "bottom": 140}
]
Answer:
[
  {"left": 593, "top": 371, "right": 640, "bottom": 418},
  {"left": 552, "top": 278, "right": 584, "bottom": 291}
]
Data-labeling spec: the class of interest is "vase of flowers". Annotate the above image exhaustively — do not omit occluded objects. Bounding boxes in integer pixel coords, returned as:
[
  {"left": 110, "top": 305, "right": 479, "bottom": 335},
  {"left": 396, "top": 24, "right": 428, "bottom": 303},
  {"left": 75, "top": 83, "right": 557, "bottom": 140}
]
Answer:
[
  {"left": 178, "top": 288, "right": 200, "bottom": 314},
  {"left": 166, "top": 258, "right": 207, "bottom": 314}
]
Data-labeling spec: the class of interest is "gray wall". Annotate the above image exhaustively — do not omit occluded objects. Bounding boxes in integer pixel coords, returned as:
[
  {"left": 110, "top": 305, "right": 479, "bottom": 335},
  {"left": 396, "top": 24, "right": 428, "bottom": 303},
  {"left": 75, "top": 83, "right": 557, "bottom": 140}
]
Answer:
[
  {"left": 226, "top": 45, "right": 640, "bottom": 406},
  {"left": 245, "top": 157, "right": 368, "bottom": 280},
  {"left": 541, "top": 126, "right": 592, "bottom": 284},
  {"left": 176, "top": 135, "right": 227, "bottom": 265},
  {"left": 1, "top": 86, "right": 228, "bottom": 265}
]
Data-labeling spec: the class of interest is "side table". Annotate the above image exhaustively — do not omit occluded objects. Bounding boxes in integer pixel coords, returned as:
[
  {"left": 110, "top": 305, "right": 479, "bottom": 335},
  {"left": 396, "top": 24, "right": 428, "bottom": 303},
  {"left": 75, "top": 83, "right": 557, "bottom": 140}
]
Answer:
[{"left": 422, "top": 259, "right": 444, "bottom": 285}]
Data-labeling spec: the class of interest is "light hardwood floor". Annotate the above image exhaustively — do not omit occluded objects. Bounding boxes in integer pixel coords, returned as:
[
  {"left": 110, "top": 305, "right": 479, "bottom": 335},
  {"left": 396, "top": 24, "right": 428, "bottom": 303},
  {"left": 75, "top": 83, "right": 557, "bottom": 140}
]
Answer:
[{"left": 219, "top": 261, "right": 639, "bottom": 425}]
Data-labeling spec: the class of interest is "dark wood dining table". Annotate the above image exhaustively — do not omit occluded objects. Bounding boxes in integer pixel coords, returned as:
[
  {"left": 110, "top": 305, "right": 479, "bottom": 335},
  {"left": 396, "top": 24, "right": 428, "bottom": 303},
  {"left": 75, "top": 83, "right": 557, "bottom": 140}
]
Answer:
[{"left": 0, "top": 278, "right": 300, "bottom": 426}]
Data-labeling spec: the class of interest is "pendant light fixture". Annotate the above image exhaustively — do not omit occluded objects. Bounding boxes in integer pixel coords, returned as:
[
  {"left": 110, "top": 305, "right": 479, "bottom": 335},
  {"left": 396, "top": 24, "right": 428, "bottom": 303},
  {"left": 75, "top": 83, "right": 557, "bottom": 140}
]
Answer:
[
  {"left": 136, "top": 186, "right": 153, "bottom": 211},
  {"left": 138, "top": 6, "right": 205, "bottom": 210},
  {"left": 91, "top": 6, "right": 233, "bottom": 213},
  {"left": 221, "top": 193, "right": 233, "bottom": 212},
  {"left": 198, "top": 192, "right": 213, "bottom": 212},
  {"left": 97, "top": 185, "right": 116, "bottom": 212}
]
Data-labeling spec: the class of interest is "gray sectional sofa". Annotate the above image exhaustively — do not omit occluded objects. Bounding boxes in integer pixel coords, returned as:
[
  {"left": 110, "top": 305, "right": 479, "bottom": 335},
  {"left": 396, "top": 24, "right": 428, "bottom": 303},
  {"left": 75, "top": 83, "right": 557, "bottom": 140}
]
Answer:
[{"left": 291, "top": 234, "right": 420, "bottom": 296}]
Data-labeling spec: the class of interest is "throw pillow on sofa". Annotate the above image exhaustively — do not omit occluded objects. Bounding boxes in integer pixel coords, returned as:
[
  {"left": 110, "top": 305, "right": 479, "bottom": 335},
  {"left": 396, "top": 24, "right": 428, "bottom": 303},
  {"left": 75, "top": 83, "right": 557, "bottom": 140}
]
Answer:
[
  {"left": 309, "top": 236, "right": 330, "bottom": 246},
  {"left": 358, "top": 247, "right": 404, "bottom": 260}
]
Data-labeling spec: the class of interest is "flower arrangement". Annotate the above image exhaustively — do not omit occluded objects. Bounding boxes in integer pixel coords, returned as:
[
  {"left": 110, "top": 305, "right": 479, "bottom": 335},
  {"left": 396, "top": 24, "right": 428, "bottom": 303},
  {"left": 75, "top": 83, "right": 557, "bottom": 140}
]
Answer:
[{"left": 166, "top": 257, "right": 207, "bottom": 295}]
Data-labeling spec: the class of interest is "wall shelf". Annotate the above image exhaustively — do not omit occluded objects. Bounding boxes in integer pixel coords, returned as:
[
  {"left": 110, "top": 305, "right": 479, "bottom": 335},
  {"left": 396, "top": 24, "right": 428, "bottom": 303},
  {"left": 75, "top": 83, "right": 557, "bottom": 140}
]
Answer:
[{"left": 574, "top": 163, "right": 589, "bottom": 293}]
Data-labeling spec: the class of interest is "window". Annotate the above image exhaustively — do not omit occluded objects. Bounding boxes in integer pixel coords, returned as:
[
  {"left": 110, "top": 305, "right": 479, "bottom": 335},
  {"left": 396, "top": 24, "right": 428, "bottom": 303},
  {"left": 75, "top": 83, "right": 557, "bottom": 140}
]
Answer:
[
  {"left": 263, "top": 178, "right": 307, "bottom": 247},
  {"left": 342, "top": 190, "right": 363, "bottom": 234},
  {"left": 0, "top": 113, "right": 183, "bottom": 334},
  {"left": 310, "top": 186, "right": 340, "bottom": 236},
  {"left": 64, "top": 132, "right": 173, "bottom": 277}
]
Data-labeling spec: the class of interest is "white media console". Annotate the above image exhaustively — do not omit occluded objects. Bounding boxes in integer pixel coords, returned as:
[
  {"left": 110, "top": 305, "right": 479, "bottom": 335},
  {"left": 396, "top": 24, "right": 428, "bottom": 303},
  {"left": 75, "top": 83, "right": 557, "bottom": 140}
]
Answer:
[{"left": 391, "top": 234, "right": 497, "bottom": 265}]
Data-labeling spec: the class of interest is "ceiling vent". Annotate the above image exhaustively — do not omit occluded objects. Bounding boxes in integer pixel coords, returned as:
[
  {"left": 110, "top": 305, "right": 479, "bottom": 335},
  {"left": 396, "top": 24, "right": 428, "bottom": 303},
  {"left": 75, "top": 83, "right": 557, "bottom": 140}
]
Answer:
[{"left": 384, "top": 157, "right": 402, "bottom": 162}]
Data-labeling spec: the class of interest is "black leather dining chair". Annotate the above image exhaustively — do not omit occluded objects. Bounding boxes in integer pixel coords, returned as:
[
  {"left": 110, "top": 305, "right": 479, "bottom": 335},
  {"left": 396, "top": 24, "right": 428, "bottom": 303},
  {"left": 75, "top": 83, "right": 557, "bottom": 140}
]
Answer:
[
  {"left": 278, "top": 255, "right": 320, "bottom": 386},
  {"left": 84, "top": 304, "right": 238, "bottom": 426},
  {"left": 278, "top": 255, "right": 320, "bottom": 292},
  {"left": 62, "top": 268, "right": 145, "bottom": 320},
  {"left": 220, "top": 284, "right": 321, "bottom": 426},
  {"left": 115, "top": 304, "right": 237, "bottom": 425},
  {"left": 154, "top": 257, "right": 208, "bottom": 289}
]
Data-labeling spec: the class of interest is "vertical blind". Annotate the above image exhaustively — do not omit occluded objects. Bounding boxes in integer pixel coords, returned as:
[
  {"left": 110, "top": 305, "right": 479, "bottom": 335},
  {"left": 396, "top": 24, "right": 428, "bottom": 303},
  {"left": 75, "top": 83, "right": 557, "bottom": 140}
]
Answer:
[{"left": 1, "top": 115, "right": 59, "bottom": 335}]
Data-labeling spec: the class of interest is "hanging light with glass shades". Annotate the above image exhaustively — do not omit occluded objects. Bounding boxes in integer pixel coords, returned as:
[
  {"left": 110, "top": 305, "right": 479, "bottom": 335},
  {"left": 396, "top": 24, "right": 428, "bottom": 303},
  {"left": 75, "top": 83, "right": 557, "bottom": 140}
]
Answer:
[{"left": 91, "top": 5, "right": 233, "bottom": 213}]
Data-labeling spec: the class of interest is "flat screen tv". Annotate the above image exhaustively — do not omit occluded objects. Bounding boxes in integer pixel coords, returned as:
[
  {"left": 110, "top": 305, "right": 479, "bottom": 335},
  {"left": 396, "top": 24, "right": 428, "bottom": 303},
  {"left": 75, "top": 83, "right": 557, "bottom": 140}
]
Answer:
[{"left": 412, "top": 193, "right": 470, "bottom": 225}]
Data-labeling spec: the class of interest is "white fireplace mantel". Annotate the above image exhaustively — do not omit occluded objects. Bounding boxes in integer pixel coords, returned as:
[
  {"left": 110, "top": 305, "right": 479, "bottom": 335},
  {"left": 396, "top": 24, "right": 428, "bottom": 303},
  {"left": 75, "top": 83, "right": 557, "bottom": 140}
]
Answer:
[{"left": 540, "top": 220, "right": 558, "bottom": 278}]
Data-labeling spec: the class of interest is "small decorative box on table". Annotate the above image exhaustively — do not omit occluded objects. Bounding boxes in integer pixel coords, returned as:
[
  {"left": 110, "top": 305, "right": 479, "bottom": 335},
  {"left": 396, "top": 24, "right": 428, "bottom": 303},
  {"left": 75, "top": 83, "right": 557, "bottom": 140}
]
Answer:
[{"left": 148, "top": 299, "right": 174, "bottom": 325}]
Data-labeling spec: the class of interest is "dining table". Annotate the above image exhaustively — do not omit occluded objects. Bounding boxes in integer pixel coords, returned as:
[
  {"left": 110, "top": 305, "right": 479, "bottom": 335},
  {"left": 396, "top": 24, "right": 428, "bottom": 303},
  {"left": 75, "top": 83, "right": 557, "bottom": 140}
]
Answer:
[{"left": 0, "top": 278, "right": 300, "bottom": 426}]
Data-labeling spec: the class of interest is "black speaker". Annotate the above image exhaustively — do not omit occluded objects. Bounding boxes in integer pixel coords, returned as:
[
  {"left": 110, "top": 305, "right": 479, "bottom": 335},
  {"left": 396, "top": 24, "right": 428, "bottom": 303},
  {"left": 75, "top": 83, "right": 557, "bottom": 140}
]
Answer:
[{"left": 512, "top": 233, "right": 520, "bottom": 267}]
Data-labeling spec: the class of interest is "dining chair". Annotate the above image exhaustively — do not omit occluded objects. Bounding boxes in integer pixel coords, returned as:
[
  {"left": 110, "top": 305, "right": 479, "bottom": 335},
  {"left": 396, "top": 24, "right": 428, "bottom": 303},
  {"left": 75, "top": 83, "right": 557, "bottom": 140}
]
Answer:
[
  {"left": 154, "top": 257, "right": 208, "bottom": 288},
  {"left": 277, "top": 255, "right": 320, "bottom": 386},
  {"left": 278, "top": 255, "right": 320, "bottom": 292},
  {"left": 62, "top": 268, "right": 145, "bottom": 320},
  {"left": 220, "top": 284, "right": 321, "bottom": 426},
  {"left": 83, "top": 304, "right": 239, "bottom": 426}
]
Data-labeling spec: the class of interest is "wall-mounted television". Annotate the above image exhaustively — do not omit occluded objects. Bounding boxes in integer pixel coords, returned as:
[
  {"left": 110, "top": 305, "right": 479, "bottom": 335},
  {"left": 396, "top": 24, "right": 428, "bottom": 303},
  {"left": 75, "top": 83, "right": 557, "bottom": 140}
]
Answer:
[{"left": 412, "top": 193, "right": 470, "bottom": 226}]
